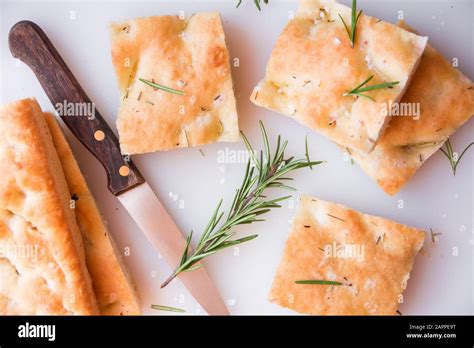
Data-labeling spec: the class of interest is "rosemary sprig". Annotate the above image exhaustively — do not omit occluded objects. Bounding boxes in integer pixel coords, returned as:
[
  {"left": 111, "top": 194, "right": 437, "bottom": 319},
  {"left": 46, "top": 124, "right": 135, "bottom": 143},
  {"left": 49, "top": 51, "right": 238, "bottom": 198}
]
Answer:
[
  {"left": 151, "top": 304, "right": 185, "bottom": 313},
  {"left": 338, "top": 0, "right": 363, "bottom": 48},
  {"left": 237, "top": 0, "right": 268, "bottom": 11},
  {"left": 439, "top": 139, "right": 474, "bottom": 176},
  {"left": 161, "top": 121, "right": 322, "bottom": 288},
  {"left": 343, "top": 75, "right": 399, "bottom": 101},
  {"left": 295, "top": 280, "right": 344, "bottom": 286},
  {"left": 139, "top": 78, "right": 185, "bottom": 95}
]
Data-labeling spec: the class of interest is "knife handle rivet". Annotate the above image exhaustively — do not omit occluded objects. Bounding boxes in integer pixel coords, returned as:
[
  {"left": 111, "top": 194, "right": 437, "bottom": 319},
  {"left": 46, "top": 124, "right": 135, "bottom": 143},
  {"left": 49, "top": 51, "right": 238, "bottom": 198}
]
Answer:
[
  {"left": 119, "top": 165, "right": 130, "bottom": 177},
  {"left": 94, "top": 130, "right": 105, "bottom": 141}
]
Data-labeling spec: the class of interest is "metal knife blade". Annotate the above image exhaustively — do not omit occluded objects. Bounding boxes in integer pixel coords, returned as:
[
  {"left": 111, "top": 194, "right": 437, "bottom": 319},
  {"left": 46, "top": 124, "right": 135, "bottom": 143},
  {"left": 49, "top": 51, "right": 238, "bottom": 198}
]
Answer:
[{"left": 117, "top": 183, "right": 229, "bottom": 315}]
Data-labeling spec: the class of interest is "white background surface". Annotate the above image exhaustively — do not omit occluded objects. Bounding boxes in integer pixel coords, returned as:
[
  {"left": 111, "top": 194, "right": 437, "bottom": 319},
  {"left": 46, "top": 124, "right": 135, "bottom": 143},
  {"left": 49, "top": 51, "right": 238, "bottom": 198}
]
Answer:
[{"left": 0, "top": 0, "right": 473, "bottom": 315}]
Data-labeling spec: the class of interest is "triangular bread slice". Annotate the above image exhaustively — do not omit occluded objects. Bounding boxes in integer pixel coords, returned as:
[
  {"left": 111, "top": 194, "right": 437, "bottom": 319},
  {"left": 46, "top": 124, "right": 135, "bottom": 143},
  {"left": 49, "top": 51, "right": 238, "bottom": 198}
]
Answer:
[
  {"left": 45, "top": 113, "right": 140, "bottom": 315},
  {"left": 250, "top": 0, "right": 427, "bottom": 153},
  {"left": 0, "top": 98, "right": 99, "bottom": 314},
  {"left": 348, "top": 21, "right": 474, "bottom": 195},
  {"left": 110, "top": 13, "right": 240, "bottom": 154}
]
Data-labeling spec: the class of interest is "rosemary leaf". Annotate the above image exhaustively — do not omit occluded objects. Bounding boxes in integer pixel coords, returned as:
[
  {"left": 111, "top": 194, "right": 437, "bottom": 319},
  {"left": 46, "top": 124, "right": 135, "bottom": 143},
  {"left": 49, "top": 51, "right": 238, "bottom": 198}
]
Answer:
[
  {"left": 139, "top": 78, "right": 185, "bottom": 95},
  {"left": 345, "top": 147, "right": 355, "bottom": 165},
  {"left": 237, "top": 0, "right": 268, "bottom": 10},
  {"left": 254, "top": 0, "right": 261, "bottom": 11},
  {"left": 402, "top": 141, "right": 443, "bottom": 150},
  {"left": 183, "top": 14, "right": 195, "bottom": 30},
  {"left": 295, "top": 280, "right": 344, "bottom": 286},
  {"left": 338, "top": 0, "right": 363, "bottom": 48},
  {"left": 183, "top": 264, "right": 203, "bottom": 272},
  {"left": 305, "top": 135, "right": 313, "bottom": 170},
  {"left": 430, "top": 228, "right": 442, "bottom": 244},
  {"left": 151, "top": 304, "right": 185, "bottom": 313},
  {"left": 160, "top": 121, "right": 323, "bottom": 288},
  {"left": 180, "top": 230, "right": 193, "bottom": 266},
  {"left": 327, "top": 213, "right": 345, "bottom": 222},
  {"left": 355, "top": 81, "right": 399, "bottom": 93},
  {"left": 343, "top": 75, "right": 399, "bottom": 101}
]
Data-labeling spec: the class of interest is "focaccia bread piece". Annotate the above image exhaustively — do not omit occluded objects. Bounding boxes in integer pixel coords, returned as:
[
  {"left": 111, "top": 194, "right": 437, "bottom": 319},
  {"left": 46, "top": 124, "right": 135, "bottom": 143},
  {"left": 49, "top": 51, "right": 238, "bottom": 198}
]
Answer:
[
  {"left": 349, "top": 21, "right": 474, "bottom": 195},
  {"left": 44, "top": 114, "right": 141, "bottom": 315},
  {"left": 250, "top": 0, "right": 427, "bottom": 153},
  {"left": 269, "top": 195, "right": 425, "bottom": 315},
  {"left": 0, "top": 98, "right": 99, "bottom": 315},
  {"left": 110, "top": 13, "right": 239, "bottom": 154}
]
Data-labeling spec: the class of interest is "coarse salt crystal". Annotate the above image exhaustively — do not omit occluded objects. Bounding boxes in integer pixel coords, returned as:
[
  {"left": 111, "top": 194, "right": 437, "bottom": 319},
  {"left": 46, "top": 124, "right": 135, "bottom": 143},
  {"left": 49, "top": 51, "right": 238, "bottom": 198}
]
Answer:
[{"left": 365, "top": 54, "right": 374, "bottom": 69}]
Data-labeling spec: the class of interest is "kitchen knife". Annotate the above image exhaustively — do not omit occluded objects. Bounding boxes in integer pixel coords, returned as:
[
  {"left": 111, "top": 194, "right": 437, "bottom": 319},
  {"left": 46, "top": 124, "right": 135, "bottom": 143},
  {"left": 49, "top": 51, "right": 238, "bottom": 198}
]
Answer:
[{"left": 8, "top": 20, "right": 229, "bottom": 315}]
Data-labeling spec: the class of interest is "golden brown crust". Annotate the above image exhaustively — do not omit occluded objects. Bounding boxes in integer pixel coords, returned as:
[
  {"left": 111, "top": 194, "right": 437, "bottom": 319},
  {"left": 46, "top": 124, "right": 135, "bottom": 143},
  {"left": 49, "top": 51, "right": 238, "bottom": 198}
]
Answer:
[
  {"left": 0, "top": 98, "right": 99, "bottom": 315},
  {"left": 269, "top": 195, "right": 425, "bottom": 315},
  {"left": 349, "top": 21, "right": 474, "bottom": 195},
  {"left": 44, "top": 114, "right": 141, "bottom": 315},
  {"left": 110, "top": 13, "right": 240, "bottom": 154},
  {"left": 250, "top": 0, "right": 427, "bottom": 153}
]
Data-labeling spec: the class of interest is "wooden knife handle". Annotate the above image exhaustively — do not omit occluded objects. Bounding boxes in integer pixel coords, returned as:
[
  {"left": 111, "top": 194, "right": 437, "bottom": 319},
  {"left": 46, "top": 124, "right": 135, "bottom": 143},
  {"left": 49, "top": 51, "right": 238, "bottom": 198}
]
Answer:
[{"left": 8, "top": 20, "right": 145, "bottom": 196}]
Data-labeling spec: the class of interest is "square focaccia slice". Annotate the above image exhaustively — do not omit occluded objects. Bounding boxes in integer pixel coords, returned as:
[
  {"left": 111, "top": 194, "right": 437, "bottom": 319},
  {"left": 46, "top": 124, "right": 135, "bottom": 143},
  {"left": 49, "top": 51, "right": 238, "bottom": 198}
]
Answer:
[
  {"left": 348, "top": 22, "right": 474, "bottom": 196},
  {"left": 269, "top": 195, "right": 425, "bottom": 315},
  {"left": 250, "top": 0, "right": 428, "bottom": 153},
  {"left": 110, "top": 13, "right": 239, "bottom": 154}
]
